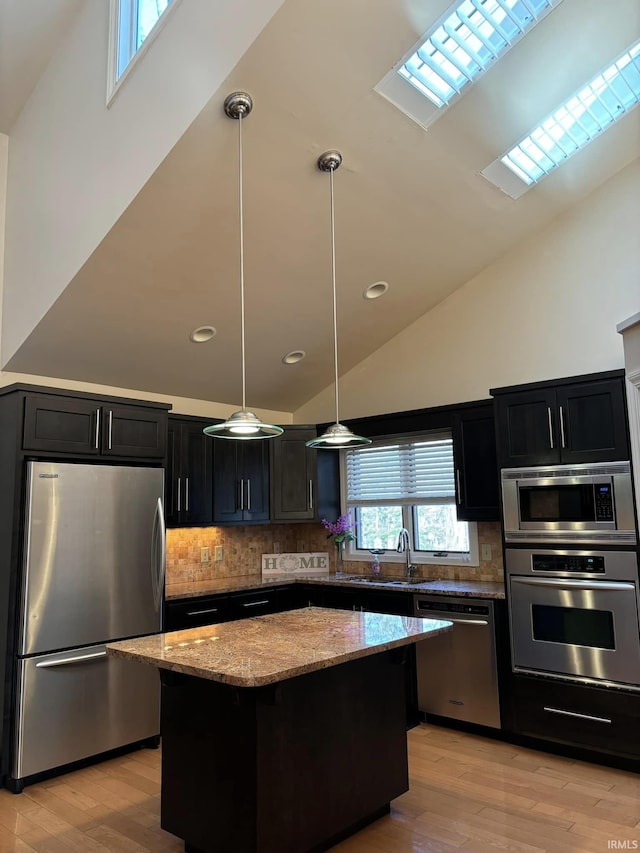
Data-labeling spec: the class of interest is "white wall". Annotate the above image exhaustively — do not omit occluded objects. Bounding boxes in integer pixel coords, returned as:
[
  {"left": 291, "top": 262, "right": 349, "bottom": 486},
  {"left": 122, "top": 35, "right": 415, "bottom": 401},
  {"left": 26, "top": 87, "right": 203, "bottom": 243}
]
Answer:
[
  {"left": 0, "top": 128, "right": 290, "bottom": 422},
  {"left": 2, "top": 0, "right": 284, "bottom": 368},
  {"left": 295, "top": 158, "right": 640, "bottom": 424}
]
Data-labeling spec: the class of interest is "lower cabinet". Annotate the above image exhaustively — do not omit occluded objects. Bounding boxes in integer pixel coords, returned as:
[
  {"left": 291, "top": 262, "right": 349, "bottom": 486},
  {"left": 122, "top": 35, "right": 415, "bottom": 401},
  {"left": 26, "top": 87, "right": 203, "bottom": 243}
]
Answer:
[
  {"left": 506, "top": 674, "right": 640, "bottom": 759},
  {"left": 164, "top": 596, "right": 230, "bottom": 631},
  {"left": 164, "top": 587, "right": 289, "bottom": 631}
]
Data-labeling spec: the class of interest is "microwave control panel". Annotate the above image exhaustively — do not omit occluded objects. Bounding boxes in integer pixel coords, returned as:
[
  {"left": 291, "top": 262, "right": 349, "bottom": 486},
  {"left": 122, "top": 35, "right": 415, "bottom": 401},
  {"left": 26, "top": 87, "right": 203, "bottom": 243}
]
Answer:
[{"left": 594, "top": 484, "right": 614, "bottom": 521}]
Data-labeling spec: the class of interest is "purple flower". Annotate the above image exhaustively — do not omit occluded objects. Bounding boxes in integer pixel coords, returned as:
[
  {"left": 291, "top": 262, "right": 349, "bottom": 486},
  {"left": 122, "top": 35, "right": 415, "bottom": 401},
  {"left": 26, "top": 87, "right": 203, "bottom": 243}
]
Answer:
[{"left": 321, "top": 513, "right": 356, "bottom": 545}]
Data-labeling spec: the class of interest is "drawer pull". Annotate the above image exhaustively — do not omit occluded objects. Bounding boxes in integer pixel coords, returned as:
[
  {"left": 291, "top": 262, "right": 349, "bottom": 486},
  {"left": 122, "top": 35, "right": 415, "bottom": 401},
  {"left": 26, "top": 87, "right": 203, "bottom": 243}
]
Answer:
[
  {"left": 186, "top": 607, "right": 219, "bottom": 617},
  {"left": 242, "top": 599, "right": 270, "bottom": 608},
  {"left": 543, "top": 706, "right": 612, "bottom": 725}
]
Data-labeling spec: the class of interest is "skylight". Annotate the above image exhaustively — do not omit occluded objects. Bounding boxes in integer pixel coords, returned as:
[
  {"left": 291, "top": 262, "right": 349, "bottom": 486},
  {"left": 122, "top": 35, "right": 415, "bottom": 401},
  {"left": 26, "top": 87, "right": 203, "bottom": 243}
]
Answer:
[
  {"left": 482, "top": 38, "right": 640, "bottom": 198},
  {"left": 375, "top": 0, "right": 562, "bottom": 130}
]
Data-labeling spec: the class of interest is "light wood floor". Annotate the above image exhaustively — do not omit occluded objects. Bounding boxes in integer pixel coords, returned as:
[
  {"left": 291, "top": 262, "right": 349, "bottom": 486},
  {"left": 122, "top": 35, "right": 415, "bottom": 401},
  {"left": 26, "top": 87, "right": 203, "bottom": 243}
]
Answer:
[{"left": 0, "top": 724, "right": 638, "bottom": 852}]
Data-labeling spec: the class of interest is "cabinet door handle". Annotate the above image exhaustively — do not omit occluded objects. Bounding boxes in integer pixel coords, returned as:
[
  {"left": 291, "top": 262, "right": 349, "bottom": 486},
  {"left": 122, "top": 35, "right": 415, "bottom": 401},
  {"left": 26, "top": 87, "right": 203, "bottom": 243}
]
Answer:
[
  {"left": 108, "top": 410, "right": 113, "bottom": 450},
  {"left": 547, "top": 407, "right": 554, "bottom": 449},
  {"left": 309, "top": 480, "right": 314, "bottom": 511},
  {"left": 543, "top": 706, "right": 611, "bottom": 725},
  {"left": 239, "top": 479, "right": 244, "bottom": 511},
  {"left": 185, "top": 477, "right": 190, "bottom": 512},
  {"left": 559, "top": 406, "right": 566, "bottom": 449},
  {"left": 177, "top": 478, "right": 182, "bottom": 513},
  {"left": 455, "top": 469, "right": 462, "bottom": 505},
  {"left": 246, "top": 478, "right": 251, "bottom": 511},
  {"left": 95, "top": 408, "right": 101, "bottom": 449},
  {"left": 241, "top": 599, "right": 269, "bottom": 608},
  {"left": 186, "top": 607, "right": 218, "bottom": 617}
]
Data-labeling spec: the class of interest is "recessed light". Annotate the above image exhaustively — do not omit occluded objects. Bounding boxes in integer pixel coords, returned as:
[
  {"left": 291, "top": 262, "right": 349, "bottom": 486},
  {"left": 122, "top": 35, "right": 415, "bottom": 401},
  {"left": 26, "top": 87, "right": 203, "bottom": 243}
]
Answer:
[
  {"left": 282, "top": 350, "right": 306, "bottom": 365},
  {"left": 190, "top": 326, "right": 216, "bottom": 343},
  {"left": 363, "top": 281, "right": 389, "bottom": 300}
]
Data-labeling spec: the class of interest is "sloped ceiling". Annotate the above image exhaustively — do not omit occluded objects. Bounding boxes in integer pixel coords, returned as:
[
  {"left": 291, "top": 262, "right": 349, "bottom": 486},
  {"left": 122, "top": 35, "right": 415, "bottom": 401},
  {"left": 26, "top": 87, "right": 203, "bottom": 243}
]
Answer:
[{"left": 5, "top": 0, "right": 640, "bottom": 412}]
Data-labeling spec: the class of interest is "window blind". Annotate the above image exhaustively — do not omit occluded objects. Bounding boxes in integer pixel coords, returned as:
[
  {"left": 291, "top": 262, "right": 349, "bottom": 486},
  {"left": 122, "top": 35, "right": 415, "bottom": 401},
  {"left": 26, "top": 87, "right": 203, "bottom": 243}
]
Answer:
[{"left": 344, "top": 432, "right": 456, "bottom": 506}]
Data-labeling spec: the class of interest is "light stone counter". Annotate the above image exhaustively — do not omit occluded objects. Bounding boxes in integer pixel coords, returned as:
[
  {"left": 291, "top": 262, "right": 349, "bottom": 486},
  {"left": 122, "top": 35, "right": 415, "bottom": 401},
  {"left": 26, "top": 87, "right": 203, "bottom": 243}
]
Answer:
[
  {"left": 107, "top": 606, "right": 451, "bottom": 688},
  {"left": 165, "top": 572, "right": 505, "bottom": 600}
]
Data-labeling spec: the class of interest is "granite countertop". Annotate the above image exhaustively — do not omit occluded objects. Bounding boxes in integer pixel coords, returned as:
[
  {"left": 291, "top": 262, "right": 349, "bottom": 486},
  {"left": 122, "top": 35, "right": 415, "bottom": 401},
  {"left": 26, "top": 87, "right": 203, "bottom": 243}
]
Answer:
[
  {"left": 166, "top": 573, "right": 505, "bottom": 601},
  {"left": 107, "top": 607, "right": 452, "bottom": 688}
]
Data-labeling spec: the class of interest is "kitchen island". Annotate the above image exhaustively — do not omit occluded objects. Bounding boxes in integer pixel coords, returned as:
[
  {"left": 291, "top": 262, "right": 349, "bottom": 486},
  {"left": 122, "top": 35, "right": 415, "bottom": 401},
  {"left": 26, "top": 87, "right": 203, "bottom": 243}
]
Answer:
[{"left": 107, "top": 606, "right": 451, "bottom": 853}]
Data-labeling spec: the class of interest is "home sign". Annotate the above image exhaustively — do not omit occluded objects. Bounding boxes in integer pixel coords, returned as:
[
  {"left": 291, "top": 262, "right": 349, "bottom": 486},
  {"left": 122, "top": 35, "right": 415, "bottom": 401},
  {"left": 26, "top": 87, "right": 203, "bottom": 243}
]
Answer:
[{"left": 261, "top": 552, "right": 330, "bottom": 578}]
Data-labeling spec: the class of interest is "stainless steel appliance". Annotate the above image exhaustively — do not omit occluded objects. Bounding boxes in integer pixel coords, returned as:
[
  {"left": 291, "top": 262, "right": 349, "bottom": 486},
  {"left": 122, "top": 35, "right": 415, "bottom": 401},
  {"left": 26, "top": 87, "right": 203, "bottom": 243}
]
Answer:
[
  {"left": 501, "top": 461, "right": 636, "bottom": 546},
  {"left": 11, "top": 461, "right": 165, "bottom": 789},
  {"left": 506, "top": 547, "right": 640, "bottom": 689},
  {"left": 413, "top": 594, "right": 500, "bottom": 728}
]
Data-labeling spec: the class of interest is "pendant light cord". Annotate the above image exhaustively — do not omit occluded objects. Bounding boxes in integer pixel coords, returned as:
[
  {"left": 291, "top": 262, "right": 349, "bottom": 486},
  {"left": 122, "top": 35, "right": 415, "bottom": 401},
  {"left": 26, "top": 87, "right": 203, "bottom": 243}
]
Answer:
[
  {"left": 238, "top": 109, "right": 247, "bottom": 412},
  {"left": 329, "top": 165, "right": 340, "bottom": 426}
]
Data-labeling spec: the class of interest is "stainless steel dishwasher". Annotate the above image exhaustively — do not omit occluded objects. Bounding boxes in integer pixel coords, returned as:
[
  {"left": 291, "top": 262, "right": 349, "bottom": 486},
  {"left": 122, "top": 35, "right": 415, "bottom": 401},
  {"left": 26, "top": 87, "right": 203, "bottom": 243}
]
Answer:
[{"left": 413, "top": 594, "right": 501, "bottom": 728}]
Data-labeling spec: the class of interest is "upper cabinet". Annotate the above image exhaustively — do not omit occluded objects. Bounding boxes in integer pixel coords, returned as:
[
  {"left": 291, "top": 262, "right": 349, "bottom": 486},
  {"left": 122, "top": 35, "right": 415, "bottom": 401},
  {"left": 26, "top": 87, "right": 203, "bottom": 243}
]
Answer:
[
  {"left": 452, "top": 404, "right": 500, "bottom": 521},
  {"left": 166, "top": 416, "right": 213, "bottom": 527},
  {"left": 22, "top": 392, "right": 168, "bottom": 460},
  {"left": 269, "top": 426, "right": 341, "bottom": 523},
  {"left": 342, "top": 400, "right": 500, "bottom": 522},
  {"left": 213, "top": 440, "right": 270, "bottom": 525},
  {"left": 492, "top": 371, "right": 630, "bottom": 469}
]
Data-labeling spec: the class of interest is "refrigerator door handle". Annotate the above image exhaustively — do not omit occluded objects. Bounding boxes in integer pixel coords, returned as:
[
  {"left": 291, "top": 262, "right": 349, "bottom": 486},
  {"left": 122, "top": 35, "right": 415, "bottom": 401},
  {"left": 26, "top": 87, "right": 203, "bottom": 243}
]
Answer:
[
  {"left": 153, "top": 497, "right": 166, "bottom": 613},
  {"left": 35, "top": 650, "right": 107, "bottom": 668}
]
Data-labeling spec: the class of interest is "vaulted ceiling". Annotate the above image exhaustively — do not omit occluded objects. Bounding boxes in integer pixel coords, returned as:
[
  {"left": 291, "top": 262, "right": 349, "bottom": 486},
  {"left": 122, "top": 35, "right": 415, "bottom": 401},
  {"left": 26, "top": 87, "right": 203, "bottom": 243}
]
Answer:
[{"left": 3, "top": 0, "right": 640, "bottom": 413}]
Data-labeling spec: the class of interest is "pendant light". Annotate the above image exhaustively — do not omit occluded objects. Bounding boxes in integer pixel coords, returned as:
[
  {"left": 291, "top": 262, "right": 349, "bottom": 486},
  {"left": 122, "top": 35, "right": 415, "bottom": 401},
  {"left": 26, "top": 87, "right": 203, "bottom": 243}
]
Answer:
[
  {"left": 306, "top": 151, "right": 371, "bottom": 450},
  {"left": 204, "top": 92, "right": 283, "bottom": 440}
]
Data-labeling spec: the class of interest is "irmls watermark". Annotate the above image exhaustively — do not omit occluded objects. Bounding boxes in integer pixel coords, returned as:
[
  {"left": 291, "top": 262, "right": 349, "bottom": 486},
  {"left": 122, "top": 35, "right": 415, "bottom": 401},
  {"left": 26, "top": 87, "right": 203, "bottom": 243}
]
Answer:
[{"left": 608, "top": 842, "right": 639, "bottom": 849}]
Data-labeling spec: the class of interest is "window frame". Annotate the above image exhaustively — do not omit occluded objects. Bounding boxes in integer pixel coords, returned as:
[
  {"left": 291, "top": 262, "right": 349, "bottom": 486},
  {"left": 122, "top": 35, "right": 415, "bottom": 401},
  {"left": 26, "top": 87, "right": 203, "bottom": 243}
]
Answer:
[
  {"left": 107, "top": 0, "right": 181, "bottom": 106},
  {"left": 339, "top": 435, "right": 479, "bottom": 568}
]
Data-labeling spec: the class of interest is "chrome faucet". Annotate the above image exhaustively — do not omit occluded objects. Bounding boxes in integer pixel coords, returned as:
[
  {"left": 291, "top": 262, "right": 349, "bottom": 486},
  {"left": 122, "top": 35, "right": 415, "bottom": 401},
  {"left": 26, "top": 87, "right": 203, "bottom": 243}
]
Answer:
[{"left": 396, "top": 528, "right": 418, "bottom": 578}]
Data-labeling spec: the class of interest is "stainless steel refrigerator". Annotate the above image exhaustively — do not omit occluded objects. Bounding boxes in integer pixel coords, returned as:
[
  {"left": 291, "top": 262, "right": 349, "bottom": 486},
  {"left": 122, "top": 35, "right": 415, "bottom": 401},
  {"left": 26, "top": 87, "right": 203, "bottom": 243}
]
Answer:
[{"left": 11, "top": 461, "right": 165, "bottom": 788}]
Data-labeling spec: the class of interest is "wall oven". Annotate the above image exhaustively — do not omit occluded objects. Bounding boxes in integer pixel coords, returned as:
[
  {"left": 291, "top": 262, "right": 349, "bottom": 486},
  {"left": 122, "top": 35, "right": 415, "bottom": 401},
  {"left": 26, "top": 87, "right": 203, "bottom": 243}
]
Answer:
[
  {"left": 501, "top": 461, "right": 636, "bottom": 546},
  {"left": 506, "top": 548, "right": 640, "bottom": 690}
]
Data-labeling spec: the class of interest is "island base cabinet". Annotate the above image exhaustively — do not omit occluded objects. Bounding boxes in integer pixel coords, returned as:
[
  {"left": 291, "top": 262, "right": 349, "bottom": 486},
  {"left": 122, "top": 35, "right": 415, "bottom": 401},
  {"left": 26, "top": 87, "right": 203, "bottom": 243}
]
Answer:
[{"left": 160, "top": 650, "right": 409, "bottom": 853}]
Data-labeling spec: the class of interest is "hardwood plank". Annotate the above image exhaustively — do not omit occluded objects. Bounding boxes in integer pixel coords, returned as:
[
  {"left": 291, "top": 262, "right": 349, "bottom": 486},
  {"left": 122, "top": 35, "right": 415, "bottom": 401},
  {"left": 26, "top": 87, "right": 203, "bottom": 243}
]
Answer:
[{"left": 0, "top": 726, "right": 637, "bottom": 852}]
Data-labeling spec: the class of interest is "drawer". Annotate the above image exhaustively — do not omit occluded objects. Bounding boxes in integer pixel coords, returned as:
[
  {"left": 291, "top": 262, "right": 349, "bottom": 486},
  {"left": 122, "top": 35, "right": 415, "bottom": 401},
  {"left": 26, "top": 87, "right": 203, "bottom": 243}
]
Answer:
[
  {"left": 511, "top": 675, "right": 640, "bottom": 758},
  {"left": 164, "top": 596, "right": 230, "bottom": 631},
  {"left": 228, "top": 588, "right": 284, "bottom": 619}
]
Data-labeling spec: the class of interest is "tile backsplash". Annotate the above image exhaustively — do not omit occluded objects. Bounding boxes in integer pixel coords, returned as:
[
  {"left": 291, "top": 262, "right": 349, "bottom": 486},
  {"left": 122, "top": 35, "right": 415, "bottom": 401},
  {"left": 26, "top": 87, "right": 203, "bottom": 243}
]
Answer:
[{"left": 166, "top": 521, "right": 504, "bottom": 588}]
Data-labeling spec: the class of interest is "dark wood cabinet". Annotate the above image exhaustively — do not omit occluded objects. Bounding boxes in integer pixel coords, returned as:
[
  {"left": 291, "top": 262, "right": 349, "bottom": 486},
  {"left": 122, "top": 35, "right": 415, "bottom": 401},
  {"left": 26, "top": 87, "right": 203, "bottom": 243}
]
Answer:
[
  {"left": 492, "top": 371, "right": 630, "bottom": 468},
  {"left": 228, "top": 587, "right": 284, "bottom": 620},
  {"left": 506, "top": 673, "right": 640, "bottom": 760},
  {"left": 212, "top": 441, "right": 269, "bottom": 524},
  {"left": 270, "top": 427, "right": 317, "bottom": 521},
  {"left": 452, "top": 404, "right": 500, "bottom": 521},
  {"left": 164, "top": 587, "right": 289, "bottom": 631},
  {"left": 22, "top": 393, "right": 167, "bottom": 460},
  {"left": 164, "top": 595, "right": 230, "bottom": 631},
  {"left": 269, "top": 426, "right": 341, "bottom": 523},
  {"left": 166, "top": 417, "right": 213, "bottom": 527},
  {"left": 343, "top": 399, "right": 500, "bottom": 523}
]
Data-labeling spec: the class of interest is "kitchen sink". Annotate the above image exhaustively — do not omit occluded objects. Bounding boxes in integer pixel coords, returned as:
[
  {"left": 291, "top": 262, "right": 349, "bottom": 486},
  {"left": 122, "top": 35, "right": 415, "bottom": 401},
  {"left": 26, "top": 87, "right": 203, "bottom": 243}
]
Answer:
[{"left": 343, "top": 576, "right": 435, "bottom": 586}]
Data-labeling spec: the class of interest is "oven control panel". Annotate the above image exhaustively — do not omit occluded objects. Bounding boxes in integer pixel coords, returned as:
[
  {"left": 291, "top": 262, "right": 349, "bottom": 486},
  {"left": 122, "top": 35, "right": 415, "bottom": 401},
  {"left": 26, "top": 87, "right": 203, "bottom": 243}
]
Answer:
[{"left": 531, "top": 554, "right": 605, "bottom": 573}]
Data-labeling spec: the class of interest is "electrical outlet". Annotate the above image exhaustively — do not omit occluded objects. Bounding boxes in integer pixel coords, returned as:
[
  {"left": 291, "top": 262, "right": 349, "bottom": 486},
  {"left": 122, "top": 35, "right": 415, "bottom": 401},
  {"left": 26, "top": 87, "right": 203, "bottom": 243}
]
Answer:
[
  {"left": 273, "top": 541, "right": 280, "bottom": 554},
  {"left": 481, "top": 544, "right": 492, "bottom": 561},
  {"left": 201, "top": 547, "right": 210, "bottom": 563},
  {"left": 215, "top": 545, "right": 223, "bottom": 562}
]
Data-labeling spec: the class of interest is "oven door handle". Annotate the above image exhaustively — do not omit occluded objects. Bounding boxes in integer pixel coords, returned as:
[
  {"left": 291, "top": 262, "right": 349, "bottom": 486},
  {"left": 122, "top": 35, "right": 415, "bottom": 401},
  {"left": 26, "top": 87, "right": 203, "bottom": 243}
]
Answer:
[{"left": 511, "top": 577, "right": 636, "bottom": 592}]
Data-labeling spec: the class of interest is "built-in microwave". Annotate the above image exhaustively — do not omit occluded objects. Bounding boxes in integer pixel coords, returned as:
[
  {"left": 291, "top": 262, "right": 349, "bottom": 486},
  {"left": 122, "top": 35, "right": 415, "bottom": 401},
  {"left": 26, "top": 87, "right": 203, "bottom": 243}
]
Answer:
[{"left": 501, "top": 461, "right": 637, "bottom": 545}]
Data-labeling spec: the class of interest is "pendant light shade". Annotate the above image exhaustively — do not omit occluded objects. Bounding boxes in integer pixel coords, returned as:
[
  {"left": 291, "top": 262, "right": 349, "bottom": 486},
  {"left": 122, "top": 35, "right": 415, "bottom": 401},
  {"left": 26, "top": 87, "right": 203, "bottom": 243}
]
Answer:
[
  {"left": 306, "top": 152, "right": 370, "bottom": 450},
  {"left": 204, "top": 93, "right": 283, "bottom": 441}
]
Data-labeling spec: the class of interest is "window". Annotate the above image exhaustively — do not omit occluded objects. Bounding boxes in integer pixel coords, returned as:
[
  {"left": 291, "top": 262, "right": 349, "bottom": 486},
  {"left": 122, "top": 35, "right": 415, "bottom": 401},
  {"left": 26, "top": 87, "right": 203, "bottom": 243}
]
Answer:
[
  {"left": 342, "top": 433, "right": 478, "bottom": 566},
  {"left": 481, "top": 38, "right": 640, "bottom": 197},
  {"left": 108, "top": 0, "right": 176, "bottom": 98},
  {"left": 375, "top": 0, "right": 562, "bottom": 131}
]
